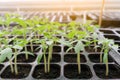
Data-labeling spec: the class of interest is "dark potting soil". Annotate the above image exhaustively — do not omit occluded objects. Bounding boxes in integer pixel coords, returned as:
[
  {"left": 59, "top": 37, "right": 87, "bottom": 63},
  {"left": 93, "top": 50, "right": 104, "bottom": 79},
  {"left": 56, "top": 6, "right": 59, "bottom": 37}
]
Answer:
[
  {"left": 94, "top": 64, "right": 120, "bottom": 79},
  {"left": 64, "top": 54, "right": 86, "bottom": 63},
  {"left": 46, "top": 46, "right": 61, "bottom": 52},
  {"left": 64, "top": 64, "right": 92, "bottom": 79},
  {"left": 85, "top": 46, "right": 101, "bottom": 52},
  {"left": 115, "top": 41, "right": 120, "bottom": 46},
  {"left": 104, "top": 34, "right": 120, "bottom": 41},
  {"left": 116, "top": 31, "right": 120, "bottom": 34},
  {"left": 12, "top": 54, "right": 37, "bottom": 63},
  {"left": 88, "top": 54, "right": 114, "bottom": 63},
  {"left": 32, "top": 64, "right": 60, "bottom": 79},
  {"left": 0, "top": 64, "right": 4, "bottom": 71},
  {"left": 64, "top": 46, "right": 74, "bottom": 52},
  {"left": 40, "top": 54, "right": 61, "bottom": 63},
  {"left": 99, "top": 20, "right": 120, "bottom": 28},
  {"left": 1, "top": 64, "right": 31, "bottom": 79},
  {"left": 22, "top": 45, "right": 40, "bottom": 53},
  {"left": 99, "top": 29, "right": 115, "bottom": 34},
  {"left": 118, "top": 50, "right": 120, "bottom": 53}
]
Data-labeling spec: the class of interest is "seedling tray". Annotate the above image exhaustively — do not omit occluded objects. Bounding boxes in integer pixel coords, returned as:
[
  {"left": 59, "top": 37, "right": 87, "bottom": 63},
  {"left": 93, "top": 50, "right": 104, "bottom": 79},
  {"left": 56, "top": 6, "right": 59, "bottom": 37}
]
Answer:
[
  {"left": 0, "top": 12, "right": 120, "bottom": 80},
  {"left": 0, "top": 29, "right": 120, "bottom": 80},
  {"left": 87, "top": 12, "right": 120, "bottom": 27}
]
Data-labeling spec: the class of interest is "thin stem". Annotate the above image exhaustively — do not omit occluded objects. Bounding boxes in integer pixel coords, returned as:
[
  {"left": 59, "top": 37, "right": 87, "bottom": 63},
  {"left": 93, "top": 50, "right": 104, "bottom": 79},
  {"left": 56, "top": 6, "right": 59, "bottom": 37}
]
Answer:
[
  {"left": 106, "top": 59, "right": 109, "bottom": 76},
  {"left": 14, "top": 49, "right": 18, "bottom": 75},
  {"left": 37, "top": 32, "right": 39, "bottom": 39},
  {"left": 10, "top": 60, "right": 14, "bottom": 73},
  {"left": 77, "top": 52, "right": 81, "bottom": 74},
  {"left": 94, "top": 41, "right": 97, "bottom": 52},
  {"left": 30, "top": 41, "right": 33, "bottom": 52},
  {"left": 23, "top": 34, "right": 28, "bottom": 60},
  {"left": 100, "top": 46, "right": 104, "bottom": 63},
  {"left": 25, "top": 45, "right": 28, "bottom": 60},
  {"left": 44, "top": 54, "right": 47, "bottom": 73},
  {"left": 48, "top": 44, "right": 53, "bottom": 72}
]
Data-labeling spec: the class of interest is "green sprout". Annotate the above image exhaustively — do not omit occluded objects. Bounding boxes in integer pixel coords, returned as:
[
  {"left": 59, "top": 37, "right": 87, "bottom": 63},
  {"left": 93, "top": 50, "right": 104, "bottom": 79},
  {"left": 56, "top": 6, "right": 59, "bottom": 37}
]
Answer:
[{"left": 98, "top": 38, "right": 118, "bottom": 76}]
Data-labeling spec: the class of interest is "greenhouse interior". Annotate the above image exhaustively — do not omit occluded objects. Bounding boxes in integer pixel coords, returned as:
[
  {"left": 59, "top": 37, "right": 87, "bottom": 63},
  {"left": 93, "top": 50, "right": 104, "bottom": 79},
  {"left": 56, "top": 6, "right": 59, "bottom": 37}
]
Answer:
[{"left": 0, "top": 0, "right": 120, "bottom": 80}]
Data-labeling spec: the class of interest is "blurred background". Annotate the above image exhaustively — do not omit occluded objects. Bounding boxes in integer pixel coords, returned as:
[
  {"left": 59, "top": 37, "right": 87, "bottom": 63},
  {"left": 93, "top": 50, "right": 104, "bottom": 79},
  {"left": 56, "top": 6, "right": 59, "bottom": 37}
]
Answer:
[{"left": 0, "top": 0, "right": 120, "bottom": 28}]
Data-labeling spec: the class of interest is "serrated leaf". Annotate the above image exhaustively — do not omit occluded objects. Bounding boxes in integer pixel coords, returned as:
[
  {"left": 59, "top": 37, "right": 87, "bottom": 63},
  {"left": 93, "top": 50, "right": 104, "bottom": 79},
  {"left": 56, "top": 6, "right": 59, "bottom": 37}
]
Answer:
[
  {"left": 13, "top": 45, "right": 23, "bottom": 50},
  {"left": 74, "top": 41, "right": 84, "bottom": 53},
  {"left": 67, "top": 31, "right": 76, "bottom": 39},
  {"left": 58, "top": 39, "right": 72, "bottom": 47},
  {"left": 1, "top": 48, "right": 12, "bottom": 54},
  {"left": 92, "top": 33, "right": 98, "bottom": 39},
  {"left": 0, "top": 48, "right": 13, "bottom": 63}
]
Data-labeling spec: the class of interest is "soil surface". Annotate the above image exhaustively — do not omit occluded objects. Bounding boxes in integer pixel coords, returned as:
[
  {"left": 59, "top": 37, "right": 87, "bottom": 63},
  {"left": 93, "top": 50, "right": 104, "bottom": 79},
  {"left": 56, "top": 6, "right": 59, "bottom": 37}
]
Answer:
[
  {"left": 0, "top": 64, "right": 4, "bottom": 71},
  {"left": 104, "top": 34, "right": 120, "bottom": 41},
  {"left": 12, "top": 54, "right": 37, "bottom": 63},
  {"left": 1, "top": 64, "right": 31, "bottom": 79},
  {"left": 64, "top": 64, "right": 92, "bottom": 79},
  {"left": 94, "top": 64, "right": 120, "bottom": 79},
  {"left": 85, "top": 46, "right": 101, "bottom": 52},
  {"left": 32, "top": 64, "right": 60, "bottom": 79},
  {"left": 88, "top": 54, "right": 114, "bottom": 63},
  {"left": 64, "top": 54, "right": 86, "bottom": 63},
  {"left": 22, "top": 45, "right": 40, "bottom": 53},
  {"left": 40, "top": 54, "right": 61, "bottom": 63},
  {"left": 46, "top": 46, "right": 61, "bottom": 52},
  {"left": 99, "top": 30, "right": 115, "bottom": 34}
]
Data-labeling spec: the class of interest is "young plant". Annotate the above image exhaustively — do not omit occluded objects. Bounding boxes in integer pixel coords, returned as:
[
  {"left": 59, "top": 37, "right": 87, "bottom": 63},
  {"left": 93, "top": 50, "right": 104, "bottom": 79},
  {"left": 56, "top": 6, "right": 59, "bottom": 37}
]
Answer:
[
  {"left": 13, "top": 45, "right": 22, "bottom": 75},
  {"left": 11, "top": 27, "right": 29, "bottom": 59},
  {"left": 59, "top": 30, "right": 87, "bottom": 74},
  {"left": 0, "top": 47, "right": 13, "bottom": 73},
  {"left": 37, "top": 39, "right": 48, "bottom": 73},
  {"left": 82, "top": 22, "right": 100, "bottom": 52},
  {"left": 98, "top": 38, "right": 118, "bottom": 76},
  {"left": 42, "top": 22, "right": 60, "bottom": 73}
]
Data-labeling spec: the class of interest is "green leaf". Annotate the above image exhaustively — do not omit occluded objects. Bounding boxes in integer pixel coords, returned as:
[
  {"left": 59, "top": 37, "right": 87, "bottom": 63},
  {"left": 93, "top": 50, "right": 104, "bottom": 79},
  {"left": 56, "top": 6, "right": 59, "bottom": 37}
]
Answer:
[
  {"left": 58, "top": 39, "right": 72, "bottom": 47},
  {"left": 37, "top": 54, "right": 43, "bottom": 64},
  {"left": 0, "top": 48, "right": 13, "bottom": 63},
  {"left": 0, "top": 55, "right": 6, "bottom": 63},
  {"left": 67, "top": 30, "right": 76, "bottom": 39},
  {"left": 13, "top": 45, "right": 23, "bottom": 50},
  {"left": 68, "top": 21, "right": 76, "bottom": 27},
  {"left": 13, "top": 18, "right": 27, "bottom": 27},
  {"left": 74, "top": 41, "right": 84, "bottom": 53},
  {"left": 92, "top": 33, "right": 98, "bottom": 39}
]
